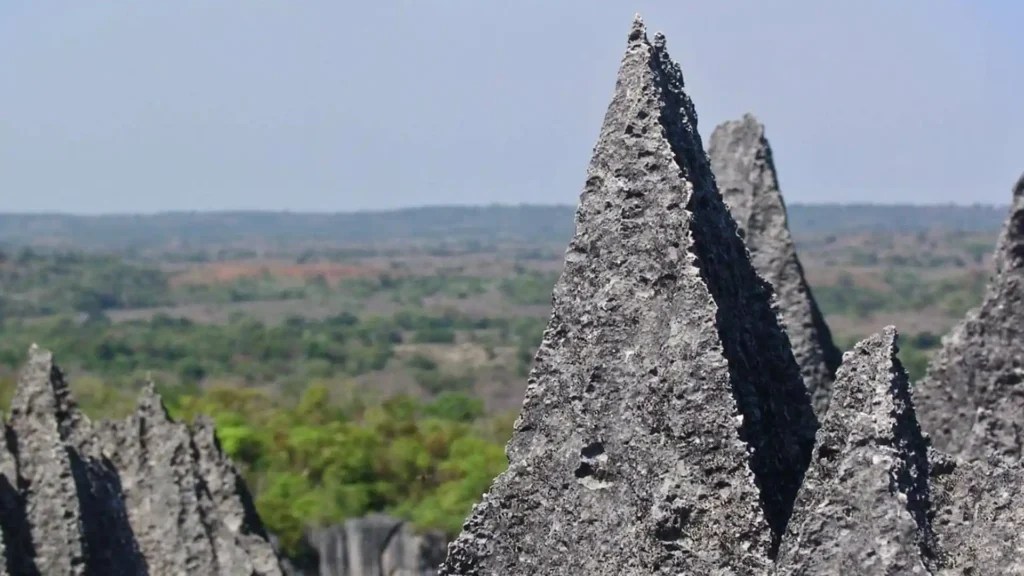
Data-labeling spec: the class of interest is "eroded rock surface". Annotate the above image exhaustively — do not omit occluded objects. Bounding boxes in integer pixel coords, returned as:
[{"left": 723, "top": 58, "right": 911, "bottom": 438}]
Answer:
[
  {"left": 709, "top": 114, "right": 842, "bottom": 416},
  {"left": 439, "top": 16, "right": 817, "bottom": 576},
  {"left": 0, "top": 346, "right": 283, "bottom": 576},
  {"left": 777, "top": 327, "right": 938, "bottom": 574},
  {"left": 915, "top": 173, "right": 1024, "bottom": 463},
  {"left": 778, "top": 327, "right": 1024, "bottom": 574},
  {"left": 928, "top": 451, "right": 1024, "bottom": 574}
]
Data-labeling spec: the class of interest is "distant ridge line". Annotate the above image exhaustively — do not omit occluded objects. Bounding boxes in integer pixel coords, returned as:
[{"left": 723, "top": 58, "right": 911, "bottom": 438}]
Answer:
[
  {"left": 0, "top": 204, "right": 1007, "bottom": 251},
  {"left": 0, "top": 201, "right": 1011, "bottom": 218}
]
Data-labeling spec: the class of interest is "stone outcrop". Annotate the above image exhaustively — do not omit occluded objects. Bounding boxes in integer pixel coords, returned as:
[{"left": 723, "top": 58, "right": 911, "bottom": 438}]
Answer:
[
  {"left": 777, "top": 327, "right": 938, "bottom": 574},
  {"left": 709, "top": 114, "right": 842, "bottom": 416},
  {"left": 778, "top": 327, "right": 1024, "bottom": 574},
  {"left": 305, "top": 515, "right": 447, "bottom": 576},
  {"left": 0, "top": 345, "right": 283, "bottom": 576},
  {"left": 914, "top": 173, "right": 1024, "bottom": 463},
  {"left": 439, "top": 16, "right": 818, "bottom": 576}
]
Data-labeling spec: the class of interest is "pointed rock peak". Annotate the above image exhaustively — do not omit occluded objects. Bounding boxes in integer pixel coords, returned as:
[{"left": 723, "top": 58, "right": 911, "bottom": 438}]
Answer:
[
  {"left": 441, "top": 17, "right": 815, "bottom": 575},
  {"left": 709, "top": 115, "right": 841, "bottom": 416},
  {"left": 10, "top": 346, "right": 82, "bottom": 429},
  {"left": 830, "top": 326, "right": 901, "bottom": 415},
  {"left": 191, "top": 415, "right": 218, "bottom": 444},
  {"left": 628, "top": 13, "right": 645, "bottom": 42},
  {"left": 134, "top": 380, "right": 172, "bottom": 423},
  {"left": 777, "top": 327, "right": 940, "bottom": 574},
  {"left": 993, "top": 171, "right": 1024, "bottom": 274},
  {"left": 712, "top": 113, "right": 765, "bottom": 145}
]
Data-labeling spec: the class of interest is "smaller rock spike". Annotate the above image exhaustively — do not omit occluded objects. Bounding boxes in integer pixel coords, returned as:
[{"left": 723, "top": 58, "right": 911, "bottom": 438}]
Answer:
[
  {"left": 709, "top": 114, "right": 842, "bottom": 416},
  {"left": 776, "top": 327, "right": 939, "bottom": 574}
]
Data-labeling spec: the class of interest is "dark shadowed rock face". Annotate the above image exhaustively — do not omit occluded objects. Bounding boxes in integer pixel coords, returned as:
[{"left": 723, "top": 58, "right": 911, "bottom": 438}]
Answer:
[
  {"left": 915, "top": 173, "right": 1024, "bottom": 464},
  {"left": 0, "top": 346, "right": 282, "bottom": 576},
  {"left": 439, "top": 16, "right": 817, "bottom": 576},
  {"left": 709, "top": 114, "right": 842, "bottom": 416},
  {"left": 777, "top": 327, "right": 938, "bottom": 574}
]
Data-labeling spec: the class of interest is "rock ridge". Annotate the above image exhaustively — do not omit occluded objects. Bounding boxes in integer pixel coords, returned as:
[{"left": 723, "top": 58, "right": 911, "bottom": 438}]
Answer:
[
  {"left": 915, "top": 172, "right": 1024, "bottom": 464},
  {"left": 0, "top": 346, "right": 283, "bottom": 576}
]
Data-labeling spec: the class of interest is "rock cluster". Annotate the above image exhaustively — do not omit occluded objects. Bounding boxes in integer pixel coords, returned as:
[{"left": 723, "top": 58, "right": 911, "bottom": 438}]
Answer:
[
  {"left": 0, "top": 345, "right": 282, "bottom": 576},
  {"left": 914, "top": 174, "right": 1024, "bottom": 464},
  {"left": 439, "top": 14, "right": 1024, "bottom": 576},
  {"left": 709, "top": 115, "right": 842, "bottom": 416},
  {"left": 778, "top": 327, "right": 1024, "bottom": 574},
  {"left": 440, "top": 15, "right": 818, "bottom": 575}
]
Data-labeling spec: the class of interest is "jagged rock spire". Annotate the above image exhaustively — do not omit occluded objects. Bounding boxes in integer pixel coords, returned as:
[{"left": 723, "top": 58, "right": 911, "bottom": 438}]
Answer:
[
  {"left": 776, "top": 327, "right": 939, "bottom": 574},
  {"left": 0, "top": 347, "right": 283, "bottom": 575},
  {"left": 709, "top": 114, "right": 842, "bottom": 416},
  {"left": 5, "top": 347, "right": 92, "bottom": 575},
  {"left": 439, "top": 17, "right": 817, "bottom": 575},
  {"left": 778, "top": 327, "right": 1024, "bottom": 573},
  {"left": 914, "top": 173, "right": 1024, "bottom": 463}
]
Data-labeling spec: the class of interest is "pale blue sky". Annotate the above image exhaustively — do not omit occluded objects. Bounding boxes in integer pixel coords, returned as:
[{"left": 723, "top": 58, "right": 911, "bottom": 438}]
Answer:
[{"left": 1, "top": 1, "right": 1021, "bottom": 213}]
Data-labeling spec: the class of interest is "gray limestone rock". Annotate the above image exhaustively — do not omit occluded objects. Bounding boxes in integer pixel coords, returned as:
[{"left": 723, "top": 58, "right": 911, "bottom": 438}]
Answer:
[
  {"left": 0, "top": 346, "right": 283, "bottom": 576},
  {"left": 438, "top": 16, "right": 817, "bottom": 576},
  {"left": 915, "top": 173, "right": 1024, "bottom": 463},
  {"left": 777, "top": 327, "right": 1024, "bottom": 574},
  {"left": 928, "top": 451, "right": 1024, "bottom": 574},
  {"left": 777, "top": 327, "right": 939, "bottom": 574},
  {"left": 709, "top": 114, "right": 842, "bottom": 416}
]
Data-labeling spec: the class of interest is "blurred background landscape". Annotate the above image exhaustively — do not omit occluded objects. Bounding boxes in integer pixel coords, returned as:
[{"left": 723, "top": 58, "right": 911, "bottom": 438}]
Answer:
[{"left": 0, "top": 202, "right": 1003, "bottom": 554}]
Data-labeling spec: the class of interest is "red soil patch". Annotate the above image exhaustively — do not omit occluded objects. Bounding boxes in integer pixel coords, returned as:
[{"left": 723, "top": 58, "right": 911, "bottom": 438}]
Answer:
[{"left": 169, "top": 260, "right": 393, "bottom": 287}]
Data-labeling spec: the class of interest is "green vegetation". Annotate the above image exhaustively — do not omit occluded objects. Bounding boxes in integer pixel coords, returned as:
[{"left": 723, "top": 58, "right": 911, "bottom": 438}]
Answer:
[
  {"left": 172, "top": 386, "right": 512, "bottom": 555},
  {"left": 0, "top": 250, "right": 171, "bottom": 316},
  {"left": 813, "top": 268, "right": 988, "bottom": 320}
]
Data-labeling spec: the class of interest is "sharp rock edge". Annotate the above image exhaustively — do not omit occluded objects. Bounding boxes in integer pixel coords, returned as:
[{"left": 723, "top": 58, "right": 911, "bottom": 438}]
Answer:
[
  {"left": 708, "top": 114, "right": 842, "bottom": 417},
  {"left": 914, "top": 173, "right": 1024, "bottom": 464},
  {"left": 776, "top": 327, "right": 939, "bottom": 574},
  {"left": 438, "top": 16, "right": 817, "bottom": 576},
  {"left": 777, "top": 327, "right": 1024, "bottom": 573},
  {"left": 0, "top": 347, "right": 283, "bottom": 576}
]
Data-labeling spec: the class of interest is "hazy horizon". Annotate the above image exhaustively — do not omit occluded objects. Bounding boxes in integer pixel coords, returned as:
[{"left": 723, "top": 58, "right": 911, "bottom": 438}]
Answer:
[
  {"left": 2, "top": 1, "right": 1022, "bottom": 213},
  {"left": 0, "top": 200, "right": 1013, "bottom": 218}
]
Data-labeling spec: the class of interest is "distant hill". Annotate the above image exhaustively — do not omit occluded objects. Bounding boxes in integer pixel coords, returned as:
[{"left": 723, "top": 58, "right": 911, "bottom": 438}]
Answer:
[{"left": 0, "top": 203, "right": 1009, "bottom": 251}]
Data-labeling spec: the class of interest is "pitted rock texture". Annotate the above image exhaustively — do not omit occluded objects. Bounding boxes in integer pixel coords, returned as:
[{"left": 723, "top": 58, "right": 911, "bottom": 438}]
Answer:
[
  {"left": 438, "top": 16, "right": 817, "bottom": 576},
  {"left": 709, "top": 114, "right": 842, "bottom": 417},
  {"left": 777, "top": 327, "right": 1024, "bottom": 574},
  {"left": 777, "top": 327, "right": 939, "bottom": 574},
  {"left": 915, "top": 173, "right": 1024, "bottom": 464},
  {"left": 0, "top": 346, "right": 283, "bottom": 576},
  {"left": 928, "top": 451, "right": 1024, "bottom": 574}
]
